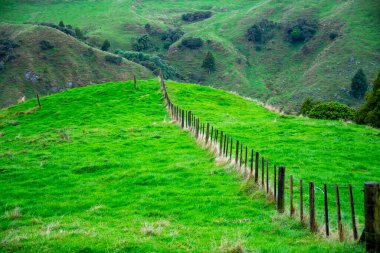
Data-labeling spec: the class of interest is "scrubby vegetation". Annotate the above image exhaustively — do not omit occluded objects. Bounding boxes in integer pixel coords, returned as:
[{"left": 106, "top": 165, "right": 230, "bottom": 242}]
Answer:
[
  {"left": 132, "top": 34, "right": 151, "bottom": 51},
  {"left": 246, "top": 19, "right": 278, "bottom": 44},
  {"left": 308, "top": 102, "right": 355, "bottom": 121},
  {"left": 105, "top": 55, "right": 122, "bottom": 65},
  {"left": 39, "top": 21, "right": 86, "bottom": 42},
  {"left": 181, "top": 37, "right": 203, "bottom": 49},
  {"left": 300, "top": 98, "right": 319, "bottom": 116},
  {"left": 115, "top": 49, "right": 176, "bottom": 78},
  {"left": 351, "top": 68, "right": 368, "bottom": 99},
  {"left": 182, "top": 11, "right": 212, "bottom": 22},
  {"left": 0, "top": 39, "right": 19, "bottom": 71},
  {"left": 356, "top": 70, "right": 380, "bottom": 128},
  {"left": 285, "top": 18, "right": 318, "bottom": 43},
  {"left": 101, "top": 39, "right": 111, "bottom": 51},
  {"left": 39, "top": 40, "right": 54, "bottom": 50},
  {"left": 202, "top": 51, "right": 216, "bottom": 73}
]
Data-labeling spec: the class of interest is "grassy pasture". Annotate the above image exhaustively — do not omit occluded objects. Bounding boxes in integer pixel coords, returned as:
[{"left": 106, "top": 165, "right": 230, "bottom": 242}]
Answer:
[{"left": 0, "top": 80, "right": 364, "bottom": 252}]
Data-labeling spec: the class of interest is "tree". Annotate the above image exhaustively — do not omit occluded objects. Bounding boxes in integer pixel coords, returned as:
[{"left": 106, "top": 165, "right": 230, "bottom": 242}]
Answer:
[
  {"left": 202, "top": 51, "right": 216, "bottom": 73},
  {"left": 351, "top": 68, "right": 368, "bottom": 99},
  {"left": 101, "top": 39, "right": 111, "bottom": 51},
  {"left": 59, "top": 21, "right": 65, "bottom": 28},
  {"left": 356, "top": 70, "right": 380, "bottom": 128},
  {"left": 75, "top": 27, "right": 84, "bottom": 40}
]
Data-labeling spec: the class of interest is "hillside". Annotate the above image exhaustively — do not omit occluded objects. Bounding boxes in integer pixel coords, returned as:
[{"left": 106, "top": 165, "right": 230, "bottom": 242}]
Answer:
[
  {"left": 0, "top": 0, "right": 379, "bottom": 111},
  {"left": 0, "top": 23, "right": 153, "bottom": 108},
  {"left": 0, "top": 80, "right": 365, "bottom": 252}
]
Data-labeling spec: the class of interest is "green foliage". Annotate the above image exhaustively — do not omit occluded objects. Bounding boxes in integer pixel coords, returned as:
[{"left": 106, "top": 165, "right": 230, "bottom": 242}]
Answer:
[
  {"left": 308, "top": 101, "right": 355, "bottom": 120},
  {"left": 101, "top": 39, "right": 111, "bottom": 51},
  {"left": 182, "top": 11, "right": 212, "bottom": 22},
  {"left": 132, "top": 34, "right": 151, "bottom": 51},
  {"left": 39, "top": 22, "right": 85, "bottom": 41},
  {"left": 58, "top": 20, "right": 64, "bottom": 28},
  {"left": 39, "top": 40, "right": 54, "bottom": 50},
  {"left": 115, "top": 49, "right": 176, "bottom": 79},
  {"left": 181, "top": 37, "right": 203, "bottom": 49},
  {"left": 0, "top": 39, "right": 19, "bottom": 70},
  {"left": 104, "top": 55, "right": 122, "bottom": 65},
  {"left": 356, "top": 70, "right": 380, "bottom": 127},
  {"left": 285, "top": 18, "right": 318, "bottom": 43},
  {"left": 75, "top": 27, "right": 84, "bottom": 40},
  {"left": 161, "top": 28, "right": 184, "bottom": 44},
  {"left": 300, "top": 98, "right": 319, "bottom": 116},
  {"left": 202, "top": 51, "right": 216, "bottom": 72},
  {"left": 351, "top": 68, "right": 368, "bottom": 99},
  {"left": 247, "top": 19, "right": 277, "bottom": 44}
]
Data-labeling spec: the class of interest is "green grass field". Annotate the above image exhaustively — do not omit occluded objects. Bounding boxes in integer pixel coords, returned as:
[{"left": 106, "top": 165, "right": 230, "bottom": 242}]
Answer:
[
  {"left": 0, "top": 80, "right": 366, "bottom": 252},
  {"left": 1, "top": 0, "right": 379, "bottom": 110}
]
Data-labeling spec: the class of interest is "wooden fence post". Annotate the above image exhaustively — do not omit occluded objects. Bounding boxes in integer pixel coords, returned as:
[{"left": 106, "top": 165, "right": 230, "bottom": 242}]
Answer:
[
  {"left": 206, "top": 123, "right": 210, "bottom": 144},
  {"left": 335, "top": 184, "right": 344, "bottom": 241},
  {"left": 219, "top": 131, "right": 223, "bottom": 155},
  {"left": 239, "top": 143, "right": 243, "bottom": 167},
  {"left": 348, "top": 184, "right": 358, "bottom": 240},
  {"left": 290, "top": 175, "right": 294, "bottom": 217},
  {"left": 215, "top": 129, "right": 218, "bottom": 145},
  {"left": 250, "top": 149, "right": 254, "bottom": 178},
  {"left": 255, "top": 152, "right": 259, "bottom": 183},
  {"left": 181, "top": 110, "right": 184, "bottom": 128},
  {"left": 244, "top": 146, "right": 248, "bottom": 170},
  {"left": 309, "top": 182, "right": 317, "bottom": 232},
  {"left": 266, "top": 160, "right": 269, "bottom": 194},
  {"left": 210, "top": 126, "right": 213, "bottom": 142},
  {"left": 300, "top": 179, "right": 303, "bottom": 223},
  {"left": 274, "top": 165, "right": 277, "bottom": 200},
  {"left": 261, "top": 157, "right": 264, "bottom": 188},
  {"left": 229, "top": 138, "right": 233, "bottom": 159},
  {"left": 277, "top": 166, "right": 285, "bottom": 213},
  {"left": 324, "top": 184, "right": 329, "bottom": 237},
  {"left": 235, "top": 140, "right": 239, "bottom": 164},
  {"left": 133, "top": 75, "right": 138, "bottom": 89},
  {"left": 224, "top": 134, "right": 227, "bottom": 156},
  {"left": 364, "top": 182, "right": 380, "bottom": 252},
  {"left": 36, "top": 94, "right": 41, "bottom": 108}
]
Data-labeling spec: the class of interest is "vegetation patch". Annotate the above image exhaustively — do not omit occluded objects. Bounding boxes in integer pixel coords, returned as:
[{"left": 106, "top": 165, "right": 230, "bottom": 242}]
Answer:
[
  {"left": 246, "top": 19, "right": 278, "bottom": 44},
  {"left": 181, "top": 37, "right": 203, "bottom": 49},
  {"left": 285, "top": 18, "right": 318, "bottom": 43},
  {"left": 182, "top": 11, "right": 212, "bottom": 22},
  {"left": 308, "top": 101, "right": 355, "bottom": 121}
]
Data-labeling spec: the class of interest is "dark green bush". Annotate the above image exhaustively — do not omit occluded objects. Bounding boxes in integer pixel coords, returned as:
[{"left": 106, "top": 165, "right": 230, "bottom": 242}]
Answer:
[
  {"left": 350, "top": 68, "right": 368, "bottom": 99},
  {"left": 132, "top": 35, "right": 151, "bottom": 51},
  {"left": 39, "top": 40, "right": 54, "bottom": 50},
  {"left": 356, "top": 70, "right": 380, "bottom": 128},
  {"left": 285, "top": 18, "right": 318, "bottom": 43},
  {"left": 0, "top": 39, "right": 19, "bottom": 70},
  {"left": 182, "top": 11, "right": 212, "bottom": 22},
  {"left": 247, "top": 19, "right": 278, "bottom": 44},
  {"left": 101, "top": 39, "right": 111, "bottom": 51},
  {"left": 105, "top": 55, "right": 122, "bottom": 65},
  {"left": 308, "top": 102, "right": 355, "bottom": 121},
  {"left": 181, "top": 37, "right": 203, "bottom": 49}
]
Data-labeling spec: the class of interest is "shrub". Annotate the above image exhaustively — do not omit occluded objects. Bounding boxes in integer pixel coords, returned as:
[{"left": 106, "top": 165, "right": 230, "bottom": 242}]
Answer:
[
  {"left": 285, "top": 18, "right": 318, "bottom": 43},
  {"left": 202, "top": 51, "right": 216, "bottom": 73},
  {"left": 300, "top": 98, "right": 317, "bottom": 115},
  {"left": 350, "top": 68, "right": 368, "bottom": 99},
  {"left": 182, "top": 11, "right": 212, "bottom": 22},
  {"left": 115, "top": 49, "right": 177, "bottom": 79},
  {"left": 105, "top": 55, "right": 122, "bottom": 65},
  {"left": 356, "top": 70, "right": 380, "bottom": 128},
  {"left": 0, "top": 39, "right": 19, "bottom": 70},
  {"left": 132, "top": 35, "right": 151, "bottom": 51},
  {"left": 308, "top": 102, "right": 355, "bottom": 121},
  {"left": 329, "top": 32, "right": 338, "bottom": 40},
  {"left": 101, "top": 39, "right": 111, "bottom": 51},
  {"left": 75, "top": 27, "right": 84, "bottom": 40},
  {"left": 39, "top": 40, "right": 54, "bottom": 50},
  {"left": 59, "top": 21, "right": 65, "bottom": 28},
  {"left": 161, "top": 28, "right": 184, "bottom": 43},
  {"left": 181, "top": 37, "right": 203, "bottom": 49},
  {"left": 247, "top": 19, "right": 277, "bottom": 44}
]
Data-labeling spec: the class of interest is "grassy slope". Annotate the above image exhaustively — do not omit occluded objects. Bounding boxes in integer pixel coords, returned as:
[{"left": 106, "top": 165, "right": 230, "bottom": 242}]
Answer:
[
  {"left": 1, "top": 0, "right": 379, "bottom": 110},
  {"left": 166, "top": 81, "right": 380, "bottom": 237},
  {"left": 0, "top": 23, "right": 153, "bottom": 108},
  {"left": 0, "top": 80, "right": 363, "bottom": 252}
]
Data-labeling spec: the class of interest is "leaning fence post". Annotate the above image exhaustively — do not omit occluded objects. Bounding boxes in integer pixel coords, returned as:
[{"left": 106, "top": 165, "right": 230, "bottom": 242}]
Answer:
[
  {"left": 36, "top": 94, "right": 41, "bottom": 108},
  {"left": 225, "top": 136, "right": 229, "bottom": 157},
  {"left": 261, "top": 157, "right": 265, "bottom": 188},
  {"left": 181, "top": 110, "right": 184, "bottom": 128},
  {"left": 133, "top": 75, "right": 138, "bottom": 89},
  {"left": 277, "top": 166, "right": 285, "bottom": 213},
  {"left": 239, "top": 143, "right": 243, "bottom": 167},
  {"left": 206, "top": 123, "right": 210, "bottom": 144},
  {"left": 219, "top": 131, "right": 223, "bottom": 155},
  {"left": 309, "top": 182, "right": 317, "bottom": 232},
  {"left": 244, "top": 146, "right": 248, "bottom": 170},
  {"left": 348, "top": 184, "right": 358, "bottom": 240},
  {"left": 235, "top": 140, "right": 239, "bottom": 164},
  {"left": 250, "top": 149, "right": 254, "bottom": 178},
  {"left": 364, "top": 182, "right": 380, "bottom": 252},
  {"left": 335, "top": 184, "right": 344, "bottom": 241},
  {"left": 266, "top": 160, "right": 269, "bottom": 194},
  {"left": 229, "top": 138, "right": 233, "bottom": 159},
  {"left": 324, "top": 184, "right": 329, "bottom": 237}
]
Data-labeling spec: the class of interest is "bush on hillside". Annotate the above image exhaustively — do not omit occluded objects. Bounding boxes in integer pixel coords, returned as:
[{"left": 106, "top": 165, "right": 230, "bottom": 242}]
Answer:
[
  {"left": 285, "top": 18, "right": 318, "bottom": 43},
  {"left": 105, "top": 55, "right": 122, "bottom": 65},
  {"left": 356, "top": 70, "right": 380, "bottom": 128},
  {"left": 308, "top": 102, "right": 355, "bottom": 121},
  {"left": 182, "top": 11, "right": 212, "bottom": 22},
  {"left": 300, "top": 98, "right": 320, "bottom": 116},
  {"left": 132, "top": 35, "right": 151, "bottom": 51},
  {"left": 181, "top": 37, "right": 203, "bottom": 49},
  {"left": 350, "top": 68, "right": 368, "bottom": 99},
  {"left": 39, "top": 22, "right": 86, "bottom": 41},
  {"left": 161, "top": 28, "right": 184, "bottom": 44},
  {"left": 247, "top": 19, "right": 278, "bottom": 44},
  {"left": 115, "top": 49, "right": 177, "bottom": 79},
  {"left": 39, "top": 40, "right": 54, "bottom": 50},
  {"left": 202, "top": 51, "right": 216, "bottom": 73},
  {"left": 101, "top": 39, "right": 111, "bottom": 51},
  {"left": 0, "top": 39, "right": 19, "bottom": 70}
]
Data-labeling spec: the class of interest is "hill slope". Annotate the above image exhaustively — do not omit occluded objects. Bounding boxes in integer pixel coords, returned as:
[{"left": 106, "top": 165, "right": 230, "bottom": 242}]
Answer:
[
  {"left": 0, "top": 23, "right": 153, "bottom": 108},
  {"left": 0, "top": 80, "right": 363, "bottom": 252},
  {"left": 0, "top": 0, "right": 379, "bottom": 111}
]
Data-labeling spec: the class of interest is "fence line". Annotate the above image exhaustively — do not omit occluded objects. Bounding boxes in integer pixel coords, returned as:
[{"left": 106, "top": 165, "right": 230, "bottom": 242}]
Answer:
[{"left": 157, "top": 75, "right": 379, "bottom": 248}]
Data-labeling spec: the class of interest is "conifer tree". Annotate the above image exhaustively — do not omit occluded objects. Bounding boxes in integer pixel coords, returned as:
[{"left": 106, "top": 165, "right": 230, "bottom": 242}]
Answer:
[
  {"left": 351, "top": 68, "right": 368, "bottom": 99},
  {"left": 202, "top": 51, "right": 216, "bottom": 73},
  {"left": 101, "top": 39, "right": 111, "bottom": 51}
]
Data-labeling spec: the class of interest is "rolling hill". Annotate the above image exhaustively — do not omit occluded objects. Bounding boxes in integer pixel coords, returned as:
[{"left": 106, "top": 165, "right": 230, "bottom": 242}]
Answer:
[
  {"left": 0, "top": 0, "right": 379, "bottom": 111},
  {"left": 0, "top": 79, "right": 368, "bottom": 252},
  {"left": 0, "top": 23, "right": 153, "bottom": 108}
]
